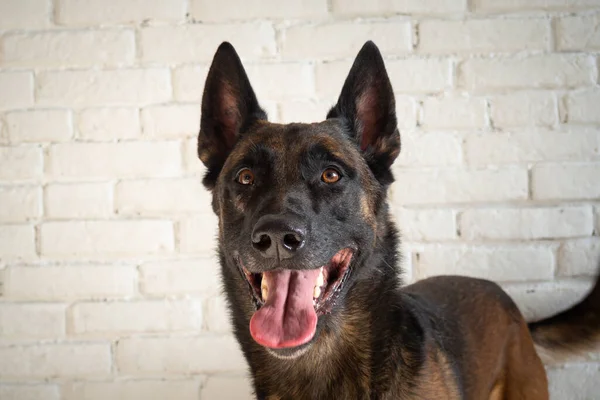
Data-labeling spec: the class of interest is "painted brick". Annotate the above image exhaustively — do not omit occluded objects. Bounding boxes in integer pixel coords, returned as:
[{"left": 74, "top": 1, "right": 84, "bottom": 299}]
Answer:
[
  {"left": 419, "top": 18, "right": 549, "bottom": 54},
  {"left": 396, "top": 131, "right": 463, "bottom": 166},
  {"left": 459, "top": 55, "right": 596, "bottom": 91},
  {"left": 331, "top": 0, "right": 467, "bottom": 15},
  {"left": 0, "top": 225, "right": 36, "bottom": 260},
  {"left": 139, "top": 258, "right": 221, "bottom": 296},
  {"left": 532, "top": 163, "right": 600, "bottom": 200},
  {"left": 1, "top": 30, "right": 135, "bottom": 68},
  {"left": 393, "top": 208, "right": 457, "bottom": 241},
  {"left": 473, "top": 0, "right": 600, "bottom": 13},
  {"left": 282, "top": 21, "right": 412, "bottom": 60},
  {"left": 6, "top": 110, "right": 72, "bottom": 143},
  {"left": 489, "top": 92, "right": 557, "bottom": 128},
  {"left": 0, "top": 385, "right": 60, "bottom": 400},
  {"left": 0, "top": 343, "right": 111, "bottom": 378},
  {"left": 179, "top": 214, "right": 220, "bottom": 255},
  {"left": 116, "top": 336, "right": 246, "bottom": 373},
  {"left": 464, "top": 129, "right": 600, "bottom": 165},
  {"left": 0, "top": 146, "right": 43, "bottom": 181},
  {"left": 47, "top": 141, "right": 181, "bottom": 180},
  {"left": 557, "top": 14, "right": 600, "bottom": 51},
  {"left": 202, "top": 375, "right": 254, "bottom": 400},
  {"left": 392, "top": 167, "right": 528, "bottom": 205},
  {"left": 413, "top": 244, "right": 555, "bottom": 282},
  {"left": 548, "top": 363, "right": 600, "bottom": 400},
  {"left": 5, "top": 265, "right": 136, "bottom": 300},
  {"left": 0, "top": 186, "right": 41, "bottom": 222},
  {"left": 140, "top": 24, "right": 276, "bottom": 64},
  {"left": 459, "top": 206, "right": 594, "bottom": 240},
  {"left": 566, "top": 90, "right": 600, "bottom": 124},
  {"left": 246, "top": 64, "right": 315, "bottom": 101},
  {"left": 206, "top": 295, "right": 233, "bottom": 333},
  {"left": 172, "top": 65, "right": 209, "bottom": 102},
  {"left": 191, "top": 0, "right": 328, "bottom": 21},
  {"left": 45, "top": 183, "right": 112, "bottom": 219},
  {"left": 69, "top": 300, "right": 203, "bottom": 334},
  {"left": 421, "top": 97, "right": 487, "bottom": 129},
  {"left": 55, "top": 0, "right": 187, "bottom": 25},
  {"left": 279, "top": 100, "right": 335, "bottom": 123},
  {"left": 78, "top": 108, "right": 140, "bottom": 140},
  {"left": 0, "top": 0, "right": 50, "bottom": 29},
  {"left": 63, "top": 380, "right": 200, "bottom": 400},
  {"left": 0, "top": 304, "right": 66, "bottom": 338},
  {"left": 183, "top": 138, "right": 206, "bottom": 173},
  {"left": 40, "top": 221, "right": 174, "bottom": 257},
  {"left": 141, "top": 104, "right": 200, "bottom": 139},
  {"left": 36, "top": 69, "right": 171, "bottom": 107},
  {"left": 0, "top": 72, "right": 34, "bottom": 110},
  {"left": 558, "top": 238, "right": 600, "bottom": 277}
]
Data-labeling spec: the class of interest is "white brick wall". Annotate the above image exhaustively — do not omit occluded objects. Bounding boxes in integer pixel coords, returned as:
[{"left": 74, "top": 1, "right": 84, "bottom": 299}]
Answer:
[{"left": 0, "top": 1, "right": 599, "bottom": 398}]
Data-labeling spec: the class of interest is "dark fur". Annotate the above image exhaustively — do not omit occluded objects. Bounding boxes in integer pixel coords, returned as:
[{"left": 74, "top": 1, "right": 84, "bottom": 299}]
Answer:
[{"left": 197, "top": 41, "right": 600, "bottom": 399}]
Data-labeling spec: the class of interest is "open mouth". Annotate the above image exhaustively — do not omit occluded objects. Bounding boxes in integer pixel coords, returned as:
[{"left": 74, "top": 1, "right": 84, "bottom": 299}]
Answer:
[{"left": 239, "top": 248, "right": 354, "bottom": 350}]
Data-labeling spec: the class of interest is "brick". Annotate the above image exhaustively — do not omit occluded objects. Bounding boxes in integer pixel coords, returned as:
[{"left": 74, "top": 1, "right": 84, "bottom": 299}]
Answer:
[
  {"left": 596, "top": 205, "right": 600, "bottom": 233},
  {"left": 63, "top": 380, "right": 200, "bottom": 400},
  {"left": 139, "top": 258, "right": 221, "bottom": 296},
  {"left": 396, "top": 131, "right": 462, "bottom": 166},
  {"left": 459, "top": 206, "right": 593, "bottom": 240},
  {"left": 47, "top": 141, "right": 181, "bottom": 180},
  {"left": 459, "top": 55, "right": 595, "bottom": 92},
  {"left": 419, "top": 19, "right": 549, "bottom": 54},
  {"left": 172, "top": 65, "right": 209, "bottom": 102},
  {"left": 246, "top": 64, "right": 315, "bottom": 101},
  {"left": 0, "top": 385, "right": 60, "bottom": 400},
  {"left": 117, "top": 335, "right": 246, "bottom": 373},
  {"left": 202, "top": 375, "right": 254, "bottom": 400},
  {"left": 191, "top": 0, "right": 328, "bottom": 21},
  {"left": 548, "top": 363, "right": 600, "bottom": 400},
  {"left": 0, "top": 304, "right": 66, "bottom": 338},
  {"left": 279, "top": 100, "right": 334, "bottom": 123},
  {"left": 421, "top": 97, "right": 487, "bottom": 129},
  {"left": 331, "top": 0, "right": 466, "bottom": 15},
  {"left": 489, "top": 92, "right": 557, "bottom": 128},
  {"left": 0, "top": 72, "right": 34, "bottom": 110},
  {"left": 392, "top": 208, "right": 456, "bottom": 241},
  {"left": 141, "top": 105, "right": 200, "bottom": 139},
  {"left": 36, "top": 69, "right": 171, "bottom": 107},
  {"left": 558, "top": 238, "right": 600, "bottom": 277},
  {"left": 45, "top": 183, "right": 112, "bottom": 219},
  {"left": 40, "top": 221, "right": 174, "bottom": 257},
  {"left": 413, "top": 244, "right": 555, "bottom": 282},
  {"left": 179, "top": 214, "right": 220, "bottom": 255},
  {"left": 1, "top": 30, "right": 135, "bottom": 68},
  {"left": 140, "top": 24, "right": 276, "bottom": 64},
  {"left": 70, "top": 300, "right": 203, "bottom": 334},
  {"left": 566, "top": 90, "right": 600, "bottom": 124},
  {"left": 5, "top": 265, "right": 136, "bottom": 300},
  {"left": 206, "top": 295, "right": 233, "bottom": 333},
  {"left": 0, "top": 343, "right": 111, "bottom": 378},
  {"left": 55, "top": 0, "right": 187, "bottom": 25},
  {"left": 473, "top": 0, "right": 600, "bottom": 12},
  {"left": 0, "top": 186, "right": 41, "bottom": 222},
  {"left": 532, "top": 163, "right": 600, "bottom": 200},
  {"left": 282, "top": 22, "right": 412, "bottom": 60},
  {"left": 0, "top": 0, "right": 50, "bottom": 29},
  {"left": 78, "top": 108, "right": 140, "bottom": 140},
  {"left": 464, "top": 129, "right": 600, "bottom": 165},
  {"left": 557, "top": 14, "right": 600, "bottom": 51},
  {"left": 392, "top": 167, "right": 528, "bottom": 205},
  {"left": 0, "top": 225, "right": 36, "bottom": 260},
  {"left": 6, "top": 110, "right": 72, "bottom": 143},
  {"left": 183, "top": 138, "right": 206, "bottom": 173}
]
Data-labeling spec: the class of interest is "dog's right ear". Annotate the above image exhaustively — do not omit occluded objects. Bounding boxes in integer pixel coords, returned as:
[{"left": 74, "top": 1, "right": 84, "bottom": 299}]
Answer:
[{"left": 198, "top": 42, "right": 267, "bottom": 189}]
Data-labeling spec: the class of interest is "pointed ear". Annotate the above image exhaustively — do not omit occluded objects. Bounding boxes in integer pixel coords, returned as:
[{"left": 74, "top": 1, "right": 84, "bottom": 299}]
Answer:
[
  {"left": 198, "top": 42, "right": 267, "bottom": 189},
  {"left": 326, "top": 41, "right": 400, "bottom": 183}
]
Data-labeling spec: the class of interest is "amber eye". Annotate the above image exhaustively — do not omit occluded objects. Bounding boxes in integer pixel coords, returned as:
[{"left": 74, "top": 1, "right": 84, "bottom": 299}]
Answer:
[
  {"left": 237, "top": 168, "right": 255, "bottom": 185},
  {"left": 321, "top": 168, "right": 341, "bottom": 184}
]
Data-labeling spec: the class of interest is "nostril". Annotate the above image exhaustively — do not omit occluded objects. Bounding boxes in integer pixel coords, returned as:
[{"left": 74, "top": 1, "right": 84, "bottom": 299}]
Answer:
[
  {"left": 253, "top": 234, "right": 272, "bottom": 252},
  {"left": 283, "top": 233, "right": 304, "bottom": 251}
]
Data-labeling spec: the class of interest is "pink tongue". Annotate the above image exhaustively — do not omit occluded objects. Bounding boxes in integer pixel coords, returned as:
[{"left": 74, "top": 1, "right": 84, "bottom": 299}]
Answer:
[{"left": 249, "top": 269, "right": 320, "bottom": 349}]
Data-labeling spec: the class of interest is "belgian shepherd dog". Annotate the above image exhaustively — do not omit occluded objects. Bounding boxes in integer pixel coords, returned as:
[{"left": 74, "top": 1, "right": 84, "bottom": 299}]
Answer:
[{"left": 197, "top": 41, "right": 600, "bottom": 399}]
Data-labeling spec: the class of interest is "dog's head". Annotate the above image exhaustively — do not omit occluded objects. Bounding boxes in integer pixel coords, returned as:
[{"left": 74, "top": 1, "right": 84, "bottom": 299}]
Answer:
[{"left": 198, "top": 41, "right": 400, "bottom": 359}]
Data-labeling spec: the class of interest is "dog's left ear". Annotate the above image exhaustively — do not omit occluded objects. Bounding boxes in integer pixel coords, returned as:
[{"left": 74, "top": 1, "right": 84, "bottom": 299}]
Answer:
[
  {"left": 327, "top": 41, "right": 400, "bottom": 183},
  {"left": 198, "top": 42, "right": 267, "bottom": 189}
]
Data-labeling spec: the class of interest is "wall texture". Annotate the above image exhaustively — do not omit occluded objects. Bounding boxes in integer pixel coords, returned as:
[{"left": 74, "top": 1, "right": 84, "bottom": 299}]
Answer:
[{"left": 1, "top": 0, "right": 600, "bottom": 399}]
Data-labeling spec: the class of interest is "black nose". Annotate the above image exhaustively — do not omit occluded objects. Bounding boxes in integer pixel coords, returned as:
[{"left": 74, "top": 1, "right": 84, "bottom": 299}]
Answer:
[{"left": 251, "top": 215, "right": 306, "bottom": 259}]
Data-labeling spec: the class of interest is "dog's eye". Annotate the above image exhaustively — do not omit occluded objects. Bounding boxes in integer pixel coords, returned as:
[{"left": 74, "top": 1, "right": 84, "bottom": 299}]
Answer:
[
  {"left": 321, "top": 168, "right": 341, "bottom": 184},
  {"left": 237, "top": 168, "right": 255, "bottom": 185}
]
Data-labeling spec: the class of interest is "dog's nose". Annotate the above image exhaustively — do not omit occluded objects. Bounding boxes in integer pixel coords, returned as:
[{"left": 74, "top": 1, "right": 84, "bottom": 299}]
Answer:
[{"left": 251, "top": 215, "right": 306, "bottom": 259}]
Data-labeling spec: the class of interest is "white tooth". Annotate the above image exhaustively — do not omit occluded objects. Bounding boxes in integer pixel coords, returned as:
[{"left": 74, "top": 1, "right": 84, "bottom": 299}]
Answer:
[
  {"left": 262, "top": 287, "right": 268, "bottom": 301},
  {"left": 316, "top": 268, "right": 324, "bottom": 287},
  {"left": 313, "top": 285, "right": 321, "bottom": 299}
]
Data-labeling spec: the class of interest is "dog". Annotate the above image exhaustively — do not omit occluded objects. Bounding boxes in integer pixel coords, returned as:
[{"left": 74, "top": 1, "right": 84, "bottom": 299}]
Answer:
[{"left": 196, "top": 41, "right": 600, "bottom": 399}]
